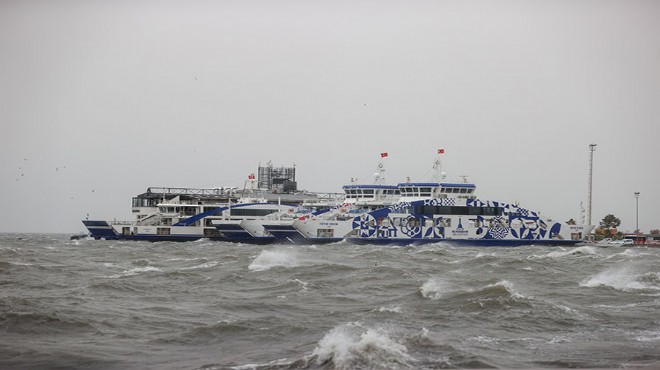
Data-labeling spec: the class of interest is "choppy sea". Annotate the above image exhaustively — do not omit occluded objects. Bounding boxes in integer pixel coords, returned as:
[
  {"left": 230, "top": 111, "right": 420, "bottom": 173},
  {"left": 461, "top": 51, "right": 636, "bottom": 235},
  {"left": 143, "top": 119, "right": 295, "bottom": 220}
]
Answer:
[{"left": 1, "top": 233, "right": 660, "bottom": 369}]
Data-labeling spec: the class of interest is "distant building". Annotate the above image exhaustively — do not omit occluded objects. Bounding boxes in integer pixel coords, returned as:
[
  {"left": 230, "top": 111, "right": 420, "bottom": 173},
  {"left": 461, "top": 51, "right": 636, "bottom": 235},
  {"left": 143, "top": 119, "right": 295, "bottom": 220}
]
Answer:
[
  {"left": 623, "top": 233, "right": 660, "bottom": 246},
  {"left": 257, "top": 163, "right": 297, "bottom": 194}
]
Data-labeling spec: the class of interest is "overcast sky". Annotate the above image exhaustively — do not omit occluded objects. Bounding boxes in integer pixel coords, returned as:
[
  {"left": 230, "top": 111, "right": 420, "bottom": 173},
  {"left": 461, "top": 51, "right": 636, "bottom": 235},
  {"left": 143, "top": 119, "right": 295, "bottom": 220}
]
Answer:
[{"left": 1, "top": 0, "right": 659, "bottom": 234}]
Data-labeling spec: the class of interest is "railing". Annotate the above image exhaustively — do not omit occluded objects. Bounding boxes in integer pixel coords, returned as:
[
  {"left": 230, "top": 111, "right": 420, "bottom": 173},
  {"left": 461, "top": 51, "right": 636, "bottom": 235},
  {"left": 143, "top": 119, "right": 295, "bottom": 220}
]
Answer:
[{"left": 147, "top": 187, "right": 239, "bottom": 197}]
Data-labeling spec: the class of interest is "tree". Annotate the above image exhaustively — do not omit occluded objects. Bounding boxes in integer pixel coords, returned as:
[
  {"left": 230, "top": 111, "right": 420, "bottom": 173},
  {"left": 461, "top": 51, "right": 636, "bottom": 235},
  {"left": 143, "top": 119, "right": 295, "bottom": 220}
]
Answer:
[
  {"left": 599, "top": 214, "right": 621, "bottom": 229},
  {"left": 566, "top": 218, "right": 577, "bottom": 225}
]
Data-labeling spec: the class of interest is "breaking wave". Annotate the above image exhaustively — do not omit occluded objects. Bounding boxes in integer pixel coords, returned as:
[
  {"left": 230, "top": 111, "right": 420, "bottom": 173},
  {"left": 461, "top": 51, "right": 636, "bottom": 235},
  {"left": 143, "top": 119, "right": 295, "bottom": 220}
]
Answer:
[
  {"left": 581, "top": 265, "right": 660, "bottom": 291},
  {"left": 248, "top": 248, "right": 301, "bottom": 271},
  {"left": 311, "top": 322, "right": 413, "bottom": 369}
]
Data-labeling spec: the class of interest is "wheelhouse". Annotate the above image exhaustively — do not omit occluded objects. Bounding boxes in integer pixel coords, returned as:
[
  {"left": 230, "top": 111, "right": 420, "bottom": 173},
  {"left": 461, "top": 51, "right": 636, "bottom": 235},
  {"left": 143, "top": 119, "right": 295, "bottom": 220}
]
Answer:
[{"left": 397, "top": 182, "right": 476, "bottom": 201}]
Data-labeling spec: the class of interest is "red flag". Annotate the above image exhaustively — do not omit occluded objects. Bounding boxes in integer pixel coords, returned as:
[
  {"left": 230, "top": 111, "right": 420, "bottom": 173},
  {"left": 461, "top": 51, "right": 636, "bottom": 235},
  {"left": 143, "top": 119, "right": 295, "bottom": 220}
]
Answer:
[
  {"left": 248, "top": 174, "right": 256, "bottom": 180},
  {"left": 380, "top": 152, "right": 388, "bottom": 158},
  {"left": 438, "top": 148, "right": 445, "bottom": 154}
]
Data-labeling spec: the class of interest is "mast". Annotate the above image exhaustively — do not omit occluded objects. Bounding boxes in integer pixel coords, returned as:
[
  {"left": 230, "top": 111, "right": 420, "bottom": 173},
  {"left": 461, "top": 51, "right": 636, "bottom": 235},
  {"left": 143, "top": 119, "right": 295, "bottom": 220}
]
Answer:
[
  {"left": 375, "top": 152, "right": 388, "bottom": 185},
  {"left": 431, "top": 148, "right": 446, "bottom": 182},
  {"left": 587, "top": 144, "right": 597, "bottom": 225}
]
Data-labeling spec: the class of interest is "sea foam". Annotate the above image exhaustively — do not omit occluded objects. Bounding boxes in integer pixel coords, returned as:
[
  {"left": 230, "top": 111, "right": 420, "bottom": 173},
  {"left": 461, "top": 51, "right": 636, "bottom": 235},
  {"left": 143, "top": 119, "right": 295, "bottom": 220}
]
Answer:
[
  {"left": 312, "top": 322, "right": 412, "bottom": 369},
  {"left": 248, "top": 248, "right": 300, "bottom": 271},
  {"left": 581, "top": 265, "right": 660, "bottom": 291}
]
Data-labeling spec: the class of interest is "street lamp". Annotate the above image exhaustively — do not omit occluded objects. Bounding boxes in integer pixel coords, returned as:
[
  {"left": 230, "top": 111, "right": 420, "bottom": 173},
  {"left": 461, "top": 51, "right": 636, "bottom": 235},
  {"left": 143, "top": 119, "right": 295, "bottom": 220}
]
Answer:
[{"left": 634, "top": 192, "right": 640, "bottom": 233}]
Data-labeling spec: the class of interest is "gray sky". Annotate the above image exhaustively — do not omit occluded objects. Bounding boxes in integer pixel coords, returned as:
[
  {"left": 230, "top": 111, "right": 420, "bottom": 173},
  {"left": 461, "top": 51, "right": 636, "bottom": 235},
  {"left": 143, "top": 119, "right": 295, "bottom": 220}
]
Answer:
[{"left": 2, "top": 0, "right": 659, "bottom": 234}]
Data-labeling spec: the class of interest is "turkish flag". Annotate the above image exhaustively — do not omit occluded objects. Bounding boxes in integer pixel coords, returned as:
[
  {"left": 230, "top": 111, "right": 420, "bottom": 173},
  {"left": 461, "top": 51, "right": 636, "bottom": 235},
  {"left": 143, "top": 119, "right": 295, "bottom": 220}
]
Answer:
[{"left": 380, "top": 152, "right": 388, "bottom": 158}]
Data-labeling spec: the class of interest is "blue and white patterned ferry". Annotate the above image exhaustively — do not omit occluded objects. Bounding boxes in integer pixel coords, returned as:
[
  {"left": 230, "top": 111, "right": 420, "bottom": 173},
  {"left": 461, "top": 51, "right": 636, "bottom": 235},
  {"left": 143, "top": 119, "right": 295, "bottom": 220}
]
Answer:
[{"left": 293, "top": 181, "right": 594, "bottom": 246}]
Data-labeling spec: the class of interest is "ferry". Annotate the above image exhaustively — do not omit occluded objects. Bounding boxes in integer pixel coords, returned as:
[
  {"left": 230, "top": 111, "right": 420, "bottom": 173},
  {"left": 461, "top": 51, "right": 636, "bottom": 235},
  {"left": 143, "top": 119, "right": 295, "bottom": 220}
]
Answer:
[
  {"left": 292, "top": 152, "right": 594, "bottom": 246},
  {"left": 82, "top": 186, "right": 236, "bottom": 241},
  {"left": 262, "top": 155, "right": 399, "bottom": 243},
  {"left": 211, "top": 198, "right": 336, "bottom": 244},
  {"left": 82, "top": 164, "right": 341, "bottom": 241}
]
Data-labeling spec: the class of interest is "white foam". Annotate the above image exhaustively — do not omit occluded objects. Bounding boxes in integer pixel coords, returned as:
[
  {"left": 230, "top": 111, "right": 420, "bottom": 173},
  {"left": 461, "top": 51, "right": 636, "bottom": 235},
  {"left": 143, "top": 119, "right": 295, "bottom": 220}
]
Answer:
[
  {"left": 312, "top": 322, "right": 411, "bottom": 369},
  {"left": 419, "top": 278, "right": 448, "bottom": 300},
  {"left": 287, "top": 278, "right": 309, "bottom": 291},
  {"left": 485, "top": 280, "right": 523, "bottom": 298},
  {"left": 634, "top": 329, "right": 660, "bottom": 342},
  {"left": 374, "top": 305, "right": 402, "bottom": 314},
  {"left": 581, "top": 265, "right": 660, "bottom": 291},
  {"left": 182, "top": 261, "right": 218, "bottom": 270},
  {"left": 107, "top": 266, "right": 162, "bottom": 278},
  {"left": 248, "top": 248, "right": 299, "bottom": 271},
  {"left": 543, "top": 246, "right": 598, "bottom": 259}
]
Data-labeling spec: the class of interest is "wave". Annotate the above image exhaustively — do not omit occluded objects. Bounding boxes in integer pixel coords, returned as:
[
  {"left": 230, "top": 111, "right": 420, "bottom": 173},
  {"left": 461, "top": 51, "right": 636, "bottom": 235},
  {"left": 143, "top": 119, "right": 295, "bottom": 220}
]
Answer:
[
  {"left": 105, "top": 266, "right": 162, "bottom": 279},
  {"left": 87, "top": 279, "right": 145, "bottom": 293},
  {"left": 374, "top": 305, "right": 403, "bottom": 314},
  {"left": 181, "top": 261, "right": 218, "bottom": 270},
  {"left": 0, "top": 311, "right": 97, "bottom": 334},
  {"left": 311, "top": 322, "right": 413, "bottom": 369},
  {"left": 248, "top": 248, "right": 301, "bottom": 271},
  {"left": 418, "top": 278, "right": 531, "bottom": 310},
  {"left": 540, "top": 246, "right": 599, "bottom": 259},
  {"left": 581, "top": 265, "right": 660, "bottom": 291},
  {"left": 418, "top": 278, "right": 450, "bottom": 300}
]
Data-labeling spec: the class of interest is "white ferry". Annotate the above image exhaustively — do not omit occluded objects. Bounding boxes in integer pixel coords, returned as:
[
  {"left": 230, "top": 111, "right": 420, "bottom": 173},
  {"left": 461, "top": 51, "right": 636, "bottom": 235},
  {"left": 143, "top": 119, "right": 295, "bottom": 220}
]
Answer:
[
  {"left": 263, "top": 156, "right": 399, "bottom": 243},
  {"left": 82, "top": 164, "right": 339, "bottom": 241},
  {"left": 210, "top": 198, "right": 336, "bottom": 244},
  {"left": 82, "top": 186, "right": 235, "bottom": 241}
]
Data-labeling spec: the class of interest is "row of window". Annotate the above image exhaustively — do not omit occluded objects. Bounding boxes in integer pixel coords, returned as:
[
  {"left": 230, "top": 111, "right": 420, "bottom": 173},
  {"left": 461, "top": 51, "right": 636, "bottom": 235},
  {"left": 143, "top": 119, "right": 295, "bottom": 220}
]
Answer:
[
  {"left": 344, "top": 189, "right": 399, "bottom": 197},
  {"left": 132, "top": 198, "right": 159, "bottom": 208},
  {"left": 415, "top": 205, "right": 503, "bottom": 216},
  {"left": 441, "top": 188, "right": 474, "bottom": 194},
  {"left": 229, "top": 208, "right": 279, "bottom": 217}
]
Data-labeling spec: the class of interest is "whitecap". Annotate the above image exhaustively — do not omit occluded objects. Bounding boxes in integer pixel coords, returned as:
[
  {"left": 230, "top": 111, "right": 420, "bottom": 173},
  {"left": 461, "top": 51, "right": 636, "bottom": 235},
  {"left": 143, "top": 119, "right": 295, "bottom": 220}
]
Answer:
[
  {"left": 106, "top": 266, "right": 162, "bottom": 279},
  {"left": 182, "top": 261, "right": 218, "bottom": 270},
  {"left": 580, "top": 265, "right": 660, "bottom": 291},
  {"left": 287, "top": 278, "right": 309, "bottom": 291},
  {"left": 634, "top": 329, "right": 660, "bottom": 342},
  {"left": 248, "top": 248, "right": 299, "bottom": 271},
  {"left": 543, "top": 246, "right": 598, "bottom": 259},
  {"left": 374, "top": 305, "right": 402, "bottom": 314},
  {"left": 312, "top": 322, "right": 412, "bottom": 369},
  {"left": 419, "top": 278, "right": 448, "bottom": 300},
  {"left": 483, "top": 280, "right": 524, "bottom": 298}
]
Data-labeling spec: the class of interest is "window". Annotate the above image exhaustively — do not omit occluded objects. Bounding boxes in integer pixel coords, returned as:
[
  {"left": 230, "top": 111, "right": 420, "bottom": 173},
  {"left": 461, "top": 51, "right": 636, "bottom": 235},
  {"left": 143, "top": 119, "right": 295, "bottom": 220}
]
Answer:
[
  {"left": 157, "top": 227, "right": 170, "bottom": 235},
  {"left": 317, "top": 229, "right": 334, "bottom": 237},
  {"left": 230, "top": 208, "right": 279, "bottom": 217}
]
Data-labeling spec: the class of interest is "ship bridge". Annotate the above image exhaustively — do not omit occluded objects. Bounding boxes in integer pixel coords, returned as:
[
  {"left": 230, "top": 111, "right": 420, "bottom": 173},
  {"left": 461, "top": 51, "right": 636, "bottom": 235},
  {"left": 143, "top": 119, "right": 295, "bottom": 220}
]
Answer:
[{"left": 397, "top": 182, "right": 476, "bottom": 201}]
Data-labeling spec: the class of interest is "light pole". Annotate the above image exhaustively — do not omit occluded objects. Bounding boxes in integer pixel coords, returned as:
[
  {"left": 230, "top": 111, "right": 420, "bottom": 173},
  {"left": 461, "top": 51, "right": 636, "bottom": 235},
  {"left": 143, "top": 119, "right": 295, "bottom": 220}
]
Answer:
[
  {"left": 634, "top": 192, "right": 640, "bottom": 233},
  {"left": 587, "top": 144, "right": 597, "bottom": 226}
]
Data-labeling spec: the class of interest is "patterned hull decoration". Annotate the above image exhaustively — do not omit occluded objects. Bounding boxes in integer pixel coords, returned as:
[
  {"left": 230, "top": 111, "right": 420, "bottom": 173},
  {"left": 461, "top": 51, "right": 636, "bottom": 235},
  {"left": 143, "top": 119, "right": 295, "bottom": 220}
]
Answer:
[{"left": 349, "top": 197, "right": 585, "bottom": 245}]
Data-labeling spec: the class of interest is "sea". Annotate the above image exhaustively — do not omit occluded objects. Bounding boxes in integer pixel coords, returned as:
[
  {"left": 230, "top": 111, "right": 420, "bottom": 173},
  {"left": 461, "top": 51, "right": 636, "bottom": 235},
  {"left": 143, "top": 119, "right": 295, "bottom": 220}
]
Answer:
[{"left": 1, "top": 233, "right": 660, "bottom": 369}]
